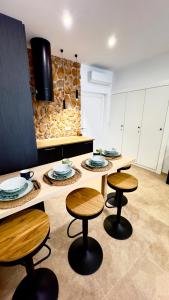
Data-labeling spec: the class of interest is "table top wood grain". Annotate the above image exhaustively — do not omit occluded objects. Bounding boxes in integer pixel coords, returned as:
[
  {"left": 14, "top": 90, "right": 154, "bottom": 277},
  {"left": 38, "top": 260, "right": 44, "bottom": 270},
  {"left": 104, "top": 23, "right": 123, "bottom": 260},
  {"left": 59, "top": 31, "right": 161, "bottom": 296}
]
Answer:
[{"left": 0, "top": 153, "right": 134, "bottom": 219}]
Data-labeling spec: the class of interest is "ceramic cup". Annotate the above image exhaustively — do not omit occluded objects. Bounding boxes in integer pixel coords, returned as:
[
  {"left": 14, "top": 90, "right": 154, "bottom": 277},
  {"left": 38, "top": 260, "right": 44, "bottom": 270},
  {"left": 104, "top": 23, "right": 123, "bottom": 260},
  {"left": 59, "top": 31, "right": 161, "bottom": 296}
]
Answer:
[
  {"left": 62, "top": 159, "right": 73, "bottom": 166},
  {"left": 20, "top": 169, "right": 34, "bottom": 180}
]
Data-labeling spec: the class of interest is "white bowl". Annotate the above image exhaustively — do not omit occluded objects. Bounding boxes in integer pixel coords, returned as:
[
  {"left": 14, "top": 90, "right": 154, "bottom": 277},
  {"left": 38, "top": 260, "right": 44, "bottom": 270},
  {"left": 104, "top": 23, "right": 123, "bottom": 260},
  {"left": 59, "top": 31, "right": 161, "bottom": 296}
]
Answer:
[
  {"left": 53, "top": 164, "right": 71, "bottom": 175},
  {"left": 90, "top": 155, "right": 105, "bottom": 163},
  {"left": 0, "top": 176, "right": 27, "bottom": 193}
]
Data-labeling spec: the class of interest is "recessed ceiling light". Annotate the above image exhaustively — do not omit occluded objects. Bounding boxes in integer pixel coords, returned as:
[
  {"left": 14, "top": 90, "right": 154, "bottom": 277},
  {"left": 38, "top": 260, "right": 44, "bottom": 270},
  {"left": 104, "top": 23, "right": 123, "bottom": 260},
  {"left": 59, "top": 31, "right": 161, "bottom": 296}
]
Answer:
[
  {"left": 62, "top": 10, "right": 73, "bottom": 29},
  {"left": 107, "top": 35, "right": 117, "bottom": 48}
]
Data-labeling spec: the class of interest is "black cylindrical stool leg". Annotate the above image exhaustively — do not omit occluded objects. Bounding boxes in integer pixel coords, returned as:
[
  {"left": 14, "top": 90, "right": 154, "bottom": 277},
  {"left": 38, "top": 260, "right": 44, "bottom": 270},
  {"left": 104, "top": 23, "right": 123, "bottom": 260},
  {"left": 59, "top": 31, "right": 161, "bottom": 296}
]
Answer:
[
  {"left": 13, "top": 257, "right": 59, "bottom": 300},
  {"left": 105, "top": 166, "right": 131, "bottom": 208},
  {"left": 83, "top": 219, "right": 88, "bottom": 250},
  {"left": 68, "top": 219, "right": 103, "bottom": 275},
  {"left": 106, "top": 192, "right": 128, "bottom": 208},
  {"left": 104, "top": 190, "right": 133, "bottom": 240}
]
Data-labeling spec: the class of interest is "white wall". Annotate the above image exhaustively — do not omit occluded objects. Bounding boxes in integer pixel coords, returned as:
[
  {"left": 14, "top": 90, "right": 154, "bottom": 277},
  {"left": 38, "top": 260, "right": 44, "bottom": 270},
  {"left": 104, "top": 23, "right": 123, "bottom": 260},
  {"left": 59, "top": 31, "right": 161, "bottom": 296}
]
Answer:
[
  {"left": 113, "top": 52, "right": 169, "bottom": 173},
  {"left": 81, "top": 64, "right": 113, "bottom": 147},
  {"left": 113, "top": 52, "right": 169, "bottom": 92}
]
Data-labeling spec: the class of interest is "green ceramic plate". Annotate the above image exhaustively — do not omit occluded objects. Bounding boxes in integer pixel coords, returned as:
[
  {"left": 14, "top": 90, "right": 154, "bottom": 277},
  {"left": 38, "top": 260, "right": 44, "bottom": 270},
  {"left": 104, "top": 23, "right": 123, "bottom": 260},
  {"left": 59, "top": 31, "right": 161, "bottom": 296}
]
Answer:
[
  {"left": 85, "top": 159, "right": 108, "bottom": 168},
  {"left": 0, "top": 181, "right": 33, "bottom": 201},
  {"left": 48, "top": 168, "right": 75, "bottom": 181}
]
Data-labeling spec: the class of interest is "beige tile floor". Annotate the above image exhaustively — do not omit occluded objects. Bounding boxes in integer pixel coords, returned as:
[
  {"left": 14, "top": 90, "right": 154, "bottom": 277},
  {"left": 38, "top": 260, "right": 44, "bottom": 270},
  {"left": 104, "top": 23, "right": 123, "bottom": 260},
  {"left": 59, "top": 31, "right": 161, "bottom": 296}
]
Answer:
[{"left": 0, "top": 165, "right": 169, "bottom": 300}]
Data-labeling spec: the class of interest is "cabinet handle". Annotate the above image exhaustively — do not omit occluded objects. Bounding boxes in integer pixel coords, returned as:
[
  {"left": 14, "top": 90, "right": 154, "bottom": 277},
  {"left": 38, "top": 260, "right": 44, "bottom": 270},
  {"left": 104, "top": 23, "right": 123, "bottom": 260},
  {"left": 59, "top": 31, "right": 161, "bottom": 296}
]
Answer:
[
  {"left": 160, "top": 128, "right": 163, "bottom": 131},
  {"left": 138, "top": 126, "right": 141, "bottom": 129},
  {"left": 44, "top": 147, "right": 56, "bottom": 151}
]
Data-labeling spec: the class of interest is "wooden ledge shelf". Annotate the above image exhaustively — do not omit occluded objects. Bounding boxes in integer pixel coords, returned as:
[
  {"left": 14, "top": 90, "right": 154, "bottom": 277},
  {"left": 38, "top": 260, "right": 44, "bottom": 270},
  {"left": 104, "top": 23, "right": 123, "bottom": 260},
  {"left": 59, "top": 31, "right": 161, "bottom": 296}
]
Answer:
[{"left": 36, "top": 136, "right": 94, "bottom": 149}]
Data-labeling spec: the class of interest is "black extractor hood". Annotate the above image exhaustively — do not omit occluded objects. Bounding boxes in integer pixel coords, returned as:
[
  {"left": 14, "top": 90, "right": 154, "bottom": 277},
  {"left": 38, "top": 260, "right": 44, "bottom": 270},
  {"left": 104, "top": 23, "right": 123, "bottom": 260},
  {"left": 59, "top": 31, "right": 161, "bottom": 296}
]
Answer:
[{"left": 30, "top": 37, "right": 53, "bottom": 101}]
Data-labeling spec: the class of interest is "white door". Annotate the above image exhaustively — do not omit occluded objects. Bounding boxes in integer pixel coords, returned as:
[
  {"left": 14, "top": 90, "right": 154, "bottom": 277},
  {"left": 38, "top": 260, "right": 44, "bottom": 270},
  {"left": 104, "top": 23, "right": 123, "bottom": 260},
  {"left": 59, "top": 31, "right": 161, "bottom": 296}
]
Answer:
[
  {"left": 81, "top": 92, "right": 105, "bottom": 150},
  {"left": 109, "top": 93, "right": 126, "bottom": 152},
  {"left": 122, "top": 90, "right": 145, "bottom": 159},
  {"left": 137, "top": 86, "right": 169, "bottom": 170}
]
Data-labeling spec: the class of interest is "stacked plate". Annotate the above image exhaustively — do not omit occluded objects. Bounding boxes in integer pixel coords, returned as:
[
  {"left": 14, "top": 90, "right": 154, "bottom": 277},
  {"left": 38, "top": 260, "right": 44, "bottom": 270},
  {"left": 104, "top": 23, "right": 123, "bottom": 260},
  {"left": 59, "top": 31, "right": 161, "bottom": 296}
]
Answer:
[
  {"left": 86, "top": 155, "right": 108, "bottom": 168},
  {"left": 48, "top": 164, "right": 75, "bottom": 180},
  {"left": 0, "top": 177, "right": 33, "bottom": 201},
  {"left": 102, "top": 148, "right": 121, "bottom": 157}
]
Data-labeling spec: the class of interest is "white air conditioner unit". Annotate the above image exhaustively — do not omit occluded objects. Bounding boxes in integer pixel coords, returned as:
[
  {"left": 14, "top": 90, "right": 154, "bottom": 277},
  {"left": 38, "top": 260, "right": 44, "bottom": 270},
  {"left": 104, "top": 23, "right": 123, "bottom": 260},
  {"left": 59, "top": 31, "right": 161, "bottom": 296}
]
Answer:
[{"left": 88, "top": 70, "right": 112, "bottom": 86}]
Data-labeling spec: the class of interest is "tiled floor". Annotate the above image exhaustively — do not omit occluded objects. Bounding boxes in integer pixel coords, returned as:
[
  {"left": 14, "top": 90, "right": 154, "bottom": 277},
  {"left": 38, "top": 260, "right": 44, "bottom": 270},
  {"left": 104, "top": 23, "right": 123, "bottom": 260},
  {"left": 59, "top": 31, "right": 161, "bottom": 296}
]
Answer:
[{"left": 0, "top": 165, "right": 169, "bottom": 299}]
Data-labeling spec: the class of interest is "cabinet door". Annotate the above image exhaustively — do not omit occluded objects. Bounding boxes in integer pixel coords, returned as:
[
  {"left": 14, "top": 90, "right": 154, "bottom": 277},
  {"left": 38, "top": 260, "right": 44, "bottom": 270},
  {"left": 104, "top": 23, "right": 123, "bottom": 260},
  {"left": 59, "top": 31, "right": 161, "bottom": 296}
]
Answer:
[
  {"left": 137, "top": 86, "right": 169, "bottom": 170},
  {"left": 38, "top": 147, "right": 62, "bottom": 165},
  {"left": 81, "top": 92, "right": 104, "bottom": 151},
  {"left": 62, "top": 141, "right": 93, "bottom": 158},
  {"left": 109, "top": 93, "right": 126, "bottom": 152},
  {"left": 122, "top": 90, "right": 145, "bottom": 159}
]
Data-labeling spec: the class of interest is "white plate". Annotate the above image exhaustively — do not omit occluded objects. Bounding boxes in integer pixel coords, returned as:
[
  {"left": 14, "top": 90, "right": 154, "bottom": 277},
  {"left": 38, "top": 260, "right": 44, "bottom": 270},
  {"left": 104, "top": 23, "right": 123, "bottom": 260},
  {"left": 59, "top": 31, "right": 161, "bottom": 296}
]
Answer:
[
  {"left": 0, "top": 176, "right": 27, "bottom": 193},
  {"left": 48, "top": 168, "right": 75, "bottom": 180},
  {"left": 104, "top": 148, "right": 116, "bottom": 153},
  {"left": 90, "top": 155, "right": 105, "bottom": 164},
  {"left": 53, "top": 164, "right": 71, "bottom": 175},
  {"left": 86, "top": 159, "right": 108, "bottom": 168},
  {"left": 0, "top": 181, "right": 34, "bottom": 201},
  {"left": 103, "top": 150, "right": 120, "bottom": 156}
]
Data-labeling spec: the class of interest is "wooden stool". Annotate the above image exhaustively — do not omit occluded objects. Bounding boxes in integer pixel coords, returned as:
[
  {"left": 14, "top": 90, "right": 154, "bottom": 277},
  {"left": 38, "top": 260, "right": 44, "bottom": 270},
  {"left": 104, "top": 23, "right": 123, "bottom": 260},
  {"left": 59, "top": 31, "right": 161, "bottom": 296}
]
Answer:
[
  {"left": 66, "top": 188, "right": 104, "bottom": 275},
  {"left": 105, "top": 164, "right": 131, "bottom": 208},
  {"left": 0, "top": 209, "right": 58, "bottom": 300},
  {"left": 104, "top": 173, "right": 138, "bottom": 240}
]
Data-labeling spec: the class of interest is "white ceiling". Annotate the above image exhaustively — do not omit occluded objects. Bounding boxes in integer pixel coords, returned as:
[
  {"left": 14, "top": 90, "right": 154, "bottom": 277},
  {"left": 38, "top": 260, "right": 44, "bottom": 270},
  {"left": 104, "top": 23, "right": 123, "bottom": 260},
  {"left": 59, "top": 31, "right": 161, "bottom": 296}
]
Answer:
[{"left": 1, "top": 0, "right": 169, "bottom": 70}]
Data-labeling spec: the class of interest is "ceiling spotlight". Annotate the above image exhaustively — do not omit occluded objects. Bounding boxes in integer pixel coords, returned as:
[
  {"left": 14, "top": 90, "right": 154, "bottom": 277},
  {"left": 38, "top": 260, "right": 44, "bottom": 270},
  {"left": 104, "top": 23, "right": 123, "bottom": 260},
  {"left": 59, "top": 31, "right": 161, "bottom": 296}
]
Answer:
[
  {"left": 107, "top": 35, "right": 117, "bottom": 48},
  {"left": 62, "top": 10, "right": 73, "bottom": 29}
]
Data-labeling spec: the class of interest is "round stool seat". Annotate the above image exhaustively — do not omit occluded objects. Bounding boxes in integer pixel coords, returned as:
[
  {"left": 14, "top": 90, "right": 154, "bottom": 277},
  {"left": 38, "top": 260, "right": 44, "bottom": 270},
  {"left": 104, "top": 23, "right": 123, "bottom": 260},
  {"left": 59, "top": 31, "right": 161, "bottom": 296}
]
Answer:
[
  {"left": 66, "top": 188, "right": 104, "bottom": 219},
  {"left": 0, "top": 209, "right": 49, "bottom": 264},
  {"left": 117, "top": 164, "right": 131, "bottom": 172},
  {"left": 107, "top": 172, "right": 138, "bottom": 193}
]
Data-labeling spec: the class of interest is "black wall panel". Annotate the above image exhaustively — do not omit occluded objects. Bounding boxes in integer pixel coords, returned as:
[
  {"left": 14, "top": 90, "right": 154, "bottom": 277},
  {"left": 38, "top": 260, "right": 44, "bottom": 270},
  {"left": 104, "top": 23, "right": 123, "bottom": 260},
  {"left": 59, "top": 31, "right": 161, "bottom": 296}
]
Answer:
[{"left": 0, "top": 13, "right": 38, "bottom": 174}]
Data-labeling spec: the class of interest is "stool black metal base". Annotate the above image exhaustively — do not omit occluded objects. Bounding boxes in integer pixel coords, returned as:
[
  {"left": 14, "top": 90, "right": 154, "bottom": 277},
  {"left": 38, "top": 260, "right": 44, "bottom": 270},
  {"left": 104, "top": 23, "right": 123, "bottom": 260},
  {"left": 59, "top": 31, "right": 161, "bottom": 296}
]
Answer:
[
  {"left": 106, "top": 192, "right": 128, "bottom": 208},
  {"left": 104, "top": 215, "right": 133, "bottom": 240},
  {"left": 68, "top": 237, "right": 103, "bottom": 275},
  {"left": 12, "top": 268, "right": 59, "bottom": 300}
]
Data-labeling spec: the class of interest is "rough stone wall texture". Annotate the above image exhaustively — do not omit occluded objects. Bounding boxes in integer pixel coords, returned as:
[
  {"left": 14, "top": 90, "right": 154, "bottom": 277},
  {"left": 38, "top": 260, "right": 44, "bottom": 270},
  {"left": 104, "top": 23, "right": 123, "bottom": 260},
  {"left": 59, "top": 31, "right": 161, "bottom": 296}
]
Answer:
[{"left": 28, "top": 49, "right": 81, "bottom": 139}]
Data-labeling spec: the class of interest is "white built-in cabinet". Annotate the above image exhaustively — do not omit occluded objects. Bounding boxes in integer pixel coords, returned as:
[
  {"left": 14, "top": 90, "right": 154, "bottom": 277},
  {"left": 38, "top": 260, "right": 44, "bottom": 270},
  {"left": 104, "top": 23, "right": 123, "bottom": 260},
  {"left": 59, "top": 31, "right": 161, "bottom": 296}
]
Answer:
[
  {"left": 122, "top": 90, "right": 145, "bottom": 159},
  {"left": 109, "top": 93, "right": 126, "bottom": 152},
  {"left": 137, "top": 86, "right": 169, "bottom": 169},
  {"left": 110, "top": 85, "right": 169, "bottom": 171}
]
